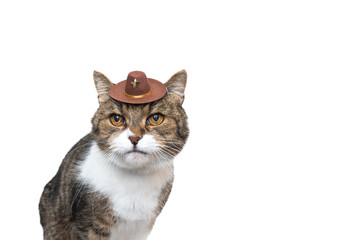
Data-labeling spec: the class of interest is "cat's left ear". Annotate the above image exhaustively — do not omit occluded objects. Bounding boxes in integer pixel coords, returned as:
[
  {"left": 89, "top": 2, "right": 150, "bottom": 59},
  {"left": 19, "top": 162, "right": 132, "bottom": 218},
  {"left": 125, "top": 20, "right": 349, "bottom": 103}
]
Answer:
[
  {"left": 165, "top": 70, "right": 187, "bottom": 105},
  {"left": 93, "top": 71, "right": 114, "bottom": 104}
]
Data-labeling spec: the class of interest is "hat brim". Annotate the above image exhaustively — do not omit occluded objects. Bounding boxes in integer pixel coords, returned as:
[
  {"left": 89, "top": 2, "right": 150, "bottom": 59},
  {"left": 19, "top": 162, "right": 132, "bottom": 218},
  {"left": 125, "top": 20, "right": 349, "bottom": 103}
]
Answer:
[{"left": 109, "top": 78, "right": 167, "bottom": 104}]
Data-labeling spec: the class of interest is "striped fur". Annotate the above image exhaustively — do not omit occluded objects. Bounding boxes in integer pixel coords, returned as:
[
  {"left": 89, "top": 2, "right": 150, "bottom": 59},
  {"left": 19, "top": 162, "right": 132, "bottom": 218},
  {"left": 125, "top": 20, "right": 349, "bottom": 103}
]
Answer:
[{"left": 39, "top": 70, "right": 189, "bottom": 240}]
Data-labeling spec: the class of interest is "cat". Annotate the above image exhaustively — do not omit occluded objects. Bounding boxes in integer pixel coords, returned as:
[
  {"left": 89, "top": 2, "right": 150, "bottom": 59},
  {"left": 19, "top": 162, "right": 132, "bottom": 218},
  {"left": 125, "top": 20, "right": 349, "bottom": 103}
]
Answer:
[{"left": 39, "top": 70, "right": 189, "bottom": 240}]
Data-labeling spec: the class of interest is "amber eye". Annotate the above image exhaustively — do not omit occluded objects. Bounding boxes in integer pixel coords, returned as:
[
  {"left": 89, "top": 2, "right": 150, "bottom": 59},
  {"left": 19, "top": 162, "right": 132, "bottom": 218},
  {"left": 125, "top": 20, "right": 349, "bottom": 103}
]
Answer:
[
  {"left": 109, "top": 114, "right": 126, "bottom": 127},
  {"left": 147, "top": 113, "right": 164, "bottom": 126}
]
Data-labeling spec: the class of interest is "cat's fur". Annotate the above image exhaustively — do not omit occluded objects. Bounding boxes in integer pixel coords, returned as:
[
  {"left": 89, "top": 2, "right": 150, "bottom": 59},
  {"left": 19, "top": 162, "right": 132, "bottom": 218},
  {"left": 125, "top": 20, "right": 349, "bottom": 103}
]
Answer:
[{"left": 39, "top": 70, "right": 189, "bottom": 240}]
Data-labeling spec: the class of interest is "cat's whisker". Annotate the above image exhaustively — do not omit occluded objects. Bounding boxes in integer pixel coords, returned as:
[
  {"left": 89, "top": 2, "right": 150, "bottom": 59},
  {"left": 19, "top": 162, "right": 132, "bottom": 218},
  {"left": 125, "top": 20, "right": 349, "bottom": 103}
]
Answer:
[
  {"left": 154, "top": 150, "right": 169, "bottom": 162},
  {"left": 70, "top": 181, "right": 85, "bottom": 213},
  {"left": 67, "top": 139, "right": 110, "bottom": 155},
  {"left": 157, "top": 148, "right": 176, "bottom": 159},
  {"left": 159, "top": 151, "right": 177, "bottom": 160},
  {"left": 162, "top": 144, "right": 182, "bottom": 151},
  {"left": 160, "top": 145, "right": 181, "bottom": 154},
  {"left": 159, "top": 140, "right": 181, "bottom": 146},
  {"left": 152, "top": 149, "right": 169, "bottom": 162}
]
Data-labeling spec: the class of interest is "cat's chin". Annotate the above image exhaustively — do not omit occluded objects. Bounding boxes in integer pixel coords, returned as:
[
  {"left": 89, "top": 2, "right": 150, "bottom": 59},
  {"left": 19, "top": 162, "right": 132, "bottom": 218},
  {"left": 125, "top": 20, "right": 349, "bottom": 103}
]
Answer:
[
  {"left": 124, "top": 151, "right": 148, "bottom": 163},
  {"left": 106, "top": 151, "right": 156, "bottom": 171},
  {"left": 124, "top": 152, "right": 157, "bottom": 168},
  {"left": 108, "top": 152, "right": 172, "bottom": 173}
]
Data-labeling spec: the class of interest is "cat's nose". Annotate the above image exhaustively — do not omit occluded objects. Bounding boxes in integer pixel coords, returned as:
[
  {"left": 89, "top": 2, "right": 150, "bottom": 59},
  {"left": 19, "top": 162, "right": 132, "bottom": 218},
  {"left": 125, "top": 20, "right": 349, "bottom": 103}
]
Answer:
[{"left": 129, "top": 136, "right": 142, "bottom": 145}]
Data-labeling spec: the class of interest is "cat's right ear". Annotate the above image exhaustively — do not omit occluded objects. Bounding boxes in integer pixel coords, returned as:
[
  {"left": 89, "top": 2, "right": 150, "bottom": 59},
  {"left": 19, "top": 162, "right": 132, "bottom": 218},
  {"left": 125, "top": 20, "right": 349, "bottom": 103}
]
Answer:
[{"left": 93, "top": 71, "right": 114, "bottom": 104}]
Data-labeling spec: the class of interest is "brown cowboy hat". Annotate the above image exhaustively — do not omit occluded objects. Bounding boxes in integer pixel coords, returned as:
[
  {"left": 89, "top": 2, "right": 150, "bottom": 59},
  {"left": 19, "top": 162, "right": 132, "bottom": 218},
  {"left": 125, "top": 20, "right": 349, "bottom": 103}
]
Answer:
[{"left": 109, "top": 71, "right": 167, "bottom": 104}]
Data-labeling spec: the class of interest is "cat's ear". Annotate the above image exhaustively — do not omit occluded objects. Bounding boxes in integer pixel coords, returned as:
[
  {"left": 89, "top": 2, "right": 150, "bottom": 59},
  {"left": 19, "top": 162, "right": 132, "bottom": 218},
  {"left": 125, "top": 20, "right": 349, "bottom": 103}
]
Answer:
[
  {"left": 93, "top": 71, "right": 114, "bottom": 104},
  {"left": 165, "top": 70, "right": 187, "bottom": 105}
]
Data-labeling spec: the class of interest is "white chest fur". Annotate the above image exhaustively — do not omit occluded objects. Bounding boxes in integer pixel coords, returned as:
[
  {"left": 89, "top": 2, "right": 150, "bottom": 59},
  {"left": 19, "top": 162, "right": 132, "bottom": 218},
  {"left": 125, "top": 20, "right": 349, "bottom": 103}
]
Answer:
[{"left": 78, "top": 142, "right": 173, "bottom": 239}]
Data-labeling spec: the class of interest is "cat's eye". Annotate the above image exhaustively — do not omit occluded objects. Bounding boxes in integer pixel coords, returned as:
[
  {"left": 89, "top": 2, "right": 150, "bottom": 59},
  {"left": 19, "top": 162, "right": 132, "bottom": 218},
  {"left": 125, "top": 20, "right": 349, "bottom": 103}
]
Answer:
[
  {"left": 147, "top": 113, "right": 164, "bottom": 126},
  {"left": 109, "top": 114, "right": 126, "bottom": 127}
]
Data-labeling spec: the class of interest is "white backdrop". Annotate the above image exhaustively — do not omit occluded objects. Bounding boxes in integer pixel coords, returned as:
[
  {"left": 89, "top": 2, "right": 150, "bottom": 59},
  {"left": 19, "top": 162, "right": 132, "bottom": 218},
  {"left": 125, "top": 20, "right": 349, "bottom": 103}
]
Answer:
[{"left": 1, "top": 0, "right": 360, "bottom": 239}]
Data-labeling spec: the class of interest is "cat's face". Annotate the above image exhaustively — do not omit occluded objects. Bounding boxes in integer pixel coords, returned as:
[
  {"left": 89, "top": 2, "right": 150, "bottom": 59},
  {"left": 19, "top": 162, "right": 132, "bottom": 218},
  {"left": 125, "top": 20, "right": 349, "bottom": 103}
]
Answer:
[{"left": 91, "top": 71, "right": 189, "bottom": 171}]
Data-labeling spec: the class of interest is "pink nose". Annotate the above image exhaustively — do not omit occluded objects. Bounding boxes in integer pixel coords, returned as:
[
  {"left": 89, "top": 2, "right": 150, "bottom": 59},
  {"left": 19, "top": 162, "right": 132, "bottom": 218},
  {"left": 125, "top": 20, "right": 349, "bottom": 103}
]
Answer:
[{"left": 129, "top": 136, "right": 142, "bottom": 145}]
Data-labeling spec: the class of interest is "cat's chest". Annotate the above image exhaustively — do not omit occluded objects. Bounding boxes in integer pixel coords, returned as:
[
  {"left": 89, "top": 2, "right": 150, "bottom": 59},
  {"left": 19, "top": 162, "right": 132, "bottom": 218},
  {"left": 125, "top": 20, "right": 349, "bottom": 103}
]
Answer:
[
  {"left": 78, "top": 142, "right": 173, "bottom": 222},
  {"left": 100, "top": 169, "right": 165, "bottom": 221}
]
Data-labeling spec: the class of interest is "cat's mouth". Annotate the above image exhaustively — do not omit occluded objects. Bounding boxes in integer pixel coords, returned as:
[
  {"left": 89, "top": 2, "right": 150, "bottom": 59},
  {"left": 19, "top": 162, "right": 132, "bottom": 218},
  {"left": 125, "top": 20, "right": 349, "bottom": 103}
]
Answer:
[{"left": 125, "top": 149, "right": 148, "bottom": 155}]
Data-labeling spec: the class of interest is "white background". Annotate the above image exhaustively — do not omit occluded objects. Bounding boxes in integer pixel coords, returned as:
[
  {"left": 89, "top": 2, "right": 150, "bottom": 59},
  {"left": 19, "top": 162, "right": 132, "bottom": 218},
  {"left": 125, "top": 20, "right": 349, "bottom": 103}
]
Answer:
[{"left": 1, "top": 0, "right": 360, "bottom": 239}]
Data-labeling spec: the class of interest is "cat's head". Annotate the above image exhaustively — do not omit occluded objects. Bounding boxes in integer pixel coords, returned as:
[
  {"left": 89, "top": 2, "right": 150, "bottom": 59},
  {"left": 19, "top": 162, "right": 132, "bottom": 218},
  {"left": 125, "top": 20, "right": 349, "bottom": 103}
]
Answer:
[{"left": 91, "top": 70, "right": 189, "bottom": 171}]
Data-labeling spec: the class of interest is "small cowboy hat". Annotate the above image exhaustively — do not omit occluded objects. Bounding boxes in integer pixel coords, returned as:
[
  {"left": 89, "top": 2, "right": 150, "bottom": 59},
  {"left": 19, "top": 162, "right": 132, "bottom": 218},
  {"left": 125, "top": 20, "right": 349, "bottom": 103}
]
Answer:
[{"left": 109, "top": 71, "right": 167, "bottom": 104}]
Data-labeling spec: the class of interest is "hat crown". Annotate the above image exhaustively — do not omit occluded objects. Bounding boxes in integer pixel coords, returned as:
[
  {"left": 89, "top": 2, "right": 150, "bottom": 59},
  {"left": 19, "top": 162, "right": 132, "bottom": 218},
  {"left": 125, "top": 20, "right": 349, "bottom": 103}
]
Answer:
[
  {"left": 125, "top": 71, "right": 151, "bottom": 96},
  {"left": 108, "top": 70, "right": 167, "bottom": 104}
]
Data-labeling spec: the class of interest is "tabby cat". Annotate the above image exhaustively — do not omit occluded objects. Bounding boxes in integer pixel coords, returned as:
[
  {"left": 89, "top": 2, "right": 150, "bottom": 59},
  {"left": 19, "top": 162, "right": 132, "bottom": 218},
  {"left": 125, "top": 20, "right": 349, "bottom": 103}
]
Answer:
[{"left": 39, "top": 70, "right": 189, "bottom": 240}]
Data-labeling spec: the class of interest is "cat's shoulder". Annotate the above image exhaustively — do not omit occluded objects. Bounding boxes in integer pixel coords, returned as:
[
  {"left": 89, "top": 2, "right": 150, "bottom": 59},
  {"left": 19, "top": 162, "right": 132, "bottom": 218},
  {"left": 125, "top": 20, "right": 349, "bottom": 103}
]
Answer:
[{"left": 64, "top": 133, "right": 94, "bottom": 160}]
